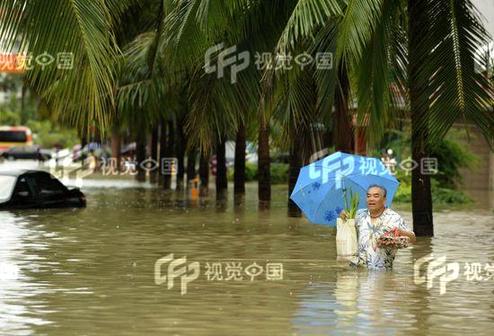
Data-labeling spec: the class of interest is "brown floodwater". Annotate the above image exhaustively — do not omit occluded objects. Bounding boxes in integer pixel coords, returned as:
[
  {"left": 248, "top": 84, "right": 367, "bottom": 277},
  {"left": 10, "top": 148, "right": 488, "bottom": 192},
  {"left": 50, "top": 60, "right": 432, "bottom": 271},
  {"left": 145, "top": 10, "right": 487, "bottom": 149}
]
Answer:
[{"left": 0, "top": 177, "right": 493, "bottom": 335}]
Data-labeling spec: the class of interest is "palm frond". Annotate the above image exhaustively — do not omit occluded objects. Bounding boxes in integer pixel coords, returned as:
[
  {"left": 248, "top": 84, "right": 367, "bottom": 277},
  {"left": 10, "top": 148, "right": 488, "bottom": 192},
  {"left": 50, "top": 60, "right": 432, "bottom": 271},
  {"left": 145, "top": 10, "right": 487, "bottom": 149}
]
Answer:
[
  {"left": 335, "top": 0, "right": 384, "bottom": 65},
  {"left": 0, "top": 0, "right": 123, "bottom": 133},
  {"left": 311, "top": 20, "right": 339, "bottom": 124},
  {"left": 185, "top": 62, "right": 259, "bottom": 153},
  {"left": 353, "top": 0, "right": 407, "bottom": 145},
  {"left": 415, "top": 0, "right": 494, "bottom": 147},
  {"left": 276, "top": 0, "right": 343, "bottom": 53}
]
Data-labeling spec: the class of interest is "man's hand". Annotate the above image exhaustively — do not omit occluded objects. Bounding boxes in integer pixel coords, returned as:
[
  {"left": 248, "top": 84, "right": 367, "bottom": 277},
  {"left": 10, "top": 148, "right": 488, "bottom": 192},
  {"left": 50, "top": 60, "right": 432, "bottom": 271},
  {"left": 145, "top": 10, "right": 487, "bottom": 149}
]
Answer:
[
  {"left": 395, "top": 228, "right": 416, "bottom": 244},
  {"left": 339, "top": 210, "right": 349, "bottom": 221}
]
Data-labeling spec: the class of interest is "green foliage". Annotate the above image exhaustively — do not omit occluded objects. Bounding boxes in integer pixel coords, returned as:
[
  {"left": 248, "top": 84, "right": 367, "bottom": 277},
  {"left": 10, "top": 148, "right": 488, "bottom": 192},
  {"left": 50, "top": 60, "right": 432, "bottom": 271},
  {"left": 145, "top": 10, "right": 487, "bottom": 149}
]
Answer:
[
  {"left": 227, "top": 162, "right": 258, "bottom": 182},
  {"left": 271, "top": 163, "right": 289, "bottom": 184},
  {"left": 244, "top": 162, "right": 258, "bottom": 182},
  {"left": 227, "top": 162, "right": 289, "bottom": 184},
  {"left": 1, "top": 0, "right": 492, "bottom": 212},
  {"left": 27, "top": 120, "right": 79, "bottom": 148},
  {"left": 0, "top": 74, "right": 39, "bottom": 125},
  {"left": 0, "top": 0, "right": 122, "bottom": 133},
  {"left": 393, "top": 169, "right": 412, "bottom": 203},
  {"left": 429, "top": 137, "right": 478, "bottom": 189},
  {"left": 430, "top": 179, "right": 473, "bottom": 204},
  {"left": 394, "top": 169, "right": 473, "bottom": 205},
  {"left": 384, "top": 127, "right": 479, "bottom": 190},
  {"left": 0, "top": 75, "right": 79, "bottom": 148},
  {"left": 0, "top": 106, "right": 21, "bottom": 125},
  {"left": 343, "top": 189, "right": 360, "bottom": 219}
]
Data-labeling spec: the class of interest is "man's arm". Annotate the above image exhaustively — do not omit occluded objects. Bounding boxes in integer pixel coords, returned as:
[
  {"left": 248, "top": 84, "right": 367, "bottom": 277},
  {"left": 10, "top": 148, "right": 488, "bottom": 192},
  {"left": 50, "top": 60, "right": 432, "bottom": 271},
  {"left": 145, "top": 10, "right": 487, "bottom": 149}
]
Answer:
[
  {"left": 390, "top": 212, "right": 416, "bottom": 244},
  {"left": 396, "top": 217, "right": 416, "bottom": 244}
]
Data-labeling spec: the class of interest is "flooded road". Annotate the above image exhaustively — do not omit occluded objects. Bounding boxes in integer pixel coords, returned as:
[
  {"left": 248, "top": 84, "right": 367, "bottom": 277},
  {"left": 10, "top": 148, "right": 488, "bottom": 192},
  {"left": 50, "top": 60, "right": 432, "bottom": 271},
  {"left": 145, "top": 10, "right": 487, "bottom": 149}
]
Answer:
[{"left": 0, "top": 178, "right": 493, "bottom": 335}]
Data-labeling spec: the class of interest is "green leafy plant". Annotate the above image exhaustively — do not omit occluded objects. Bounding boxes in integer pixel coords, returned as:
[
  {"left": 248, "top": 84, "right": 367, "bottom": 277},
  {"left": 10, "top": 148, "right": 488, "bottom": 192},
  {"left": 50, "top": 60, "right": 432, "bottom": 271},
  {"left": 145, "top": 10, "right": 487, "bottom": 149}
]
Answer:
[
  {"left": 343, "top": 189, "right": 360, "bottom": 219},
  {"left": 393, "top": 169, "right": 473, "bottom": 205},
  {"left": 227, "top": 162, "right": 289, "bottom": 184}
]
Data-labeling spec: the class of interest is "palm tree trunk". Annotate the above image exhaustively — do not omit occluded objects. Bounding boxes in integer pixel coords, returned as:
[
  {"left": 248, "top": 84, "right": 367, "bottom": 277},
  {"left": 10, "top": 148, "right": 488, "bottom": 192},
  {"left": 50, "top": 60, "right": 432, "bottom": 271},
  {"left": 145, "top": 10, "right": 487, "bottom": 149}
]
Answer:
[
  {"left": 288, "top": 129, "right": 303, "bottom": 216},
  {"left": 164, "top": 120, "right": 175, "bottom": 189},
  {"left": 111, "top": 128, "right": 121, "bottom": 173},
  {"left": 81, "top": 132, "right": 88, "bottom": 149},
  {"left": 334, "top": 63, "right": 354, "bottom": 153},
  {"left": 149, "top": 125, "right": 159, "bottom": 184},
  {"left": 409, "top": 0, "right": 434, "bottom": 237},
  {"left": 258, "top": 114, "right": 271, "bottom": 206},
  {"left": 199, "top": 152, "right": 209, "bottom": 196},
  {"left": 20, "top": 81, "right": 27, "bottom": 123},
  {"left": 324, "top": 126, "right": 333, "bottom": 148},
  {"left": 159, "top": 119, "right": 175, "bottom": 190},
  {"left": 411, "top": 120, "right": 434, "bottom": 236},
  {"left": 135, "top": 133, "right": 147, "bottom": 182},
  {"left": 215, "top": 138, "right": 228, "bottom": 200},
  {"left": 158, "top": 119, "right": 166, "bottom": 186},
  {"left": 234, "top": 123, "right": 246, "bottom": 194},
  {"left": 186, "top": 148, "right": 197, "bottom": 184},
  {"left": 175, "top": 116, "right": 186, "bottom": 191}
]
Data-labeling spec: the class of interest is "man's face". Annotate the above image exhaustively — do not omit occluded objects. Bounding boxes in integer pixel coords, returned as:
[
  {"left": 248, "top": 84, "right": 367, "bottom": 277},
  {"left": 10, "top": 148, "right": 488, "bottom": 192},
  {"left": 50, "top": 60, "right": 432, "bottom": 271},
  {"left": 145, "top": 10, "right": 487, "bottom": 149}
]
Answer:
[{"left": 367, "top": 187, "right": 386, "bottom": 211}]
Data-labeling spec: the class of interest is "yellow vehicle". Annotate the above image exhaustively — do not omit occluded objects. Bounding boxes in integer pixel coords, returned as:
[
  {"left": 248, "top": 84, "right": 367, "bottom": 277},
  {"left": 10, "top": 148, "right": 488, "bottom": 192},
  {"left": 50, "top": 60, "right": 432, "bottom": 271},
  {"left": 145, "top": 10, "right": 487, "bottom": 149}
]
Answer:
[{"left": 0, "top": 126, "right": 33, "bottom": 152}]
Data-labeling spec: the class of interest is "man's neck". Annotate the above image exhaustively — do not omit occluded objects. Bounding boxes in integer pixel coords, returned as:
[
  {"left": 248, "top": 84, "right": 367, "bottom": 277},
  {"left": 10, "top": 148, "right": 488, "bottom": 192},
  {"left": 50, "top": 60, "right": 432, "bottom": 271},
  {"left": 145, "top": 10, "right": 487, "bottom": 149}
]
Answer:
[{"left": 369, "top": 207, "right": 385, "bottom": 218}]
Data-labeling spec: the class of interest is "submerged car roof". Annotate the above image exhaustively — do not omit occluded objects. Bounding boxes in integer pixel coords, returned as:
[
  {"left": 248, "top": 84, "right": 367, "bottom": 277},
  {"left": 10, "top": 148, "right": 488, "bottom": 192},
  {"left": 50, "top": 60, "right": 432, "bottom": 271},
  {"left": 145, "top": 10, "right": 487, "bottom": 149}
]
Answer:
[{"left": 0, "top": 169, "right": 50, "bottom": 177}]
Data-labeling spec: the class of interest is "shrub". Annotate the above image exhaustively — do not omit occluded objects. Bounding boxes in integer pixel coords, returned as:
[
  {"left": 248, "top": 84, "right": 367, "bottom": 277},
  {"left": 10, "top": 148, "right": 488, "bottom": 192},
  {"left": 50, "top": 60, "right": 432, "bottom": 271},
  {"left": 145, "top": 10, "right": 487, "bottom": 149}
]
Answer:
[
  {"left": 270, "top": 163, "right": 289, "bottom": 184},
  {"left": 394, "top": 170, "right": 472, "bottom": 204},
  {"left": 227, "top": 162, "right": 288, "bottom": 184}
]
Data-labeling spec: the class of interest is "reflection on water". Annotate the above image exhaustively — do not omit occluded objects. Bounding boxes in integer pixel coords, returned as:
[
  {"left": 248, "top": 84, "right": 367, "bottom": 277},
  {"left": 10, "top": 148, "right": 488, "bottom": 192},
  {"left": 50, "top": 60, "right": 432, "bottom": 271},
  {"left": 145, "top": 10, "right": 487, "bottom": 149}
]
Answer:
[
  {"left": 0, "top": 180, "right": 493, "bottom": 335},
  {"left": 0, "top": 212, "right": 53, "bottom": 334}
]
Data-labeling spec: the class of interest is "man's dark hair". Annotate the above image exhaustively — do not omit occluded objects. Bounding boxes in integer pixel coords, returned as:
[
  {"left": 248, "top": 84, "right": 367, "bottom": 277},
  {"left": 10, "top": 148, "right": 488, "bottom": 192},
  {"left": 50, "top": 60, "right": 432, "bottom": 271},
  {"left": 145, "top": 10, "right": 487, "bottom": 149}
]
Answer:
[{"left": 367, "top": 184, "right": 387, "bottom": 197}]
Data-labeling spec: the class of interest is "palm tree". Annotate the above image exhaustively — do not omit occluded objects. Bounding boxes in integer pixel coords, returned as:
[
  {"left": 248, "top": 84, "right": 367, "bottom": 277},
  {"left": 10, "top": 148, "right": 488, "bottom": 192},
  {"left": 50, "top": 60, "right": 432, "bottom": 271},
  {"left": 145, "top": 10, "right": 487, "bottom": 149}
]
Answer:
[
  {"left": 199, "top": 151, "right": 210, "bottom": 196},
  {"left": 115, "top": 2, "right": 170, "bottom": 182},
  {"left": 0, "top": 0, "right": 125, "bottom": 132},
  {"left": 274, "top": 0, "right": 493, "bottom": 236},
  {"left": 264, "top": 61, "right": 321, "bottom": 214},
  {"left": 234, "top": 121, "right": 246, "bottom": 195},
  {"left": 4, "top": 0, "right": 491, "bottom": 234},
  {"left": 0, "top": 0, "right": 176, "bottom": 185},
  {"left": 406, "top": 0, "right": 493, "bottom": 236},
  {"left": 257, "top": 108, "right": 271, "bottom": 206},
  {"left": 164, "top": 0, "right": 290, "bottom": 204}
]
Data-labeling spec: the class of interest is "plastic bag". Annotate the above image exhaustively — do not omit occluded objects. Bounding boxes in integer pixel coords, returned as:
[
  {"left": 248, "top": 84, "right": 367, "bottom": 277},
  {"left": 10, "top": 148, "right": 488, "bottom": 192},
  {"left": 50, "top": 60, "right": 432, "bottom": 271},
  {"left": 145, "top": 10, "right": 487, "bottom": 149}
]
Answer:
[{"left": 336, "top": 218, "right": 358, "bottom": 256}]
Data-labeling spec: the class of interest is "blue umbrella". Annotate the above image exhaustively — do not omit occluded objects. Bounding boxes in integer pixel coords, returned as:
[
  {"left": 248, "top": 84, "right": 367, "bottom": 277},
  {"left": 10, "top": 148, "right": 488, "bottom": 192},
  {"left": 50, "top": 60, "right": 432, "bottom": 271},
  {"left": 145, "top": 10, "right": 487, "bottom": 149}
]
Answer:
[{"left": 290, "top": 151, "right": 399, "bottom": 226}]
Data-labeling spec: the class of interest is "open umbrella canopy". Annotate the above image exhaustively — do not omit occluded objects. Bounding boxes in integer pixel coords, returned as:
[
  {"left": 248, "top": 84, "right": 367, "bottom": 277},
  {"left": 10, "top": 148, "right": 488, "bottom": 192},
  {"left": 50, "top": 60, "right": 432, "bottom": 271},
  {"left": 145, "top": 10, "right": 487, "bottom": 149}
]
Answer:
[{"left": 290, "top": 151, "right": 399, "bottom": 227}]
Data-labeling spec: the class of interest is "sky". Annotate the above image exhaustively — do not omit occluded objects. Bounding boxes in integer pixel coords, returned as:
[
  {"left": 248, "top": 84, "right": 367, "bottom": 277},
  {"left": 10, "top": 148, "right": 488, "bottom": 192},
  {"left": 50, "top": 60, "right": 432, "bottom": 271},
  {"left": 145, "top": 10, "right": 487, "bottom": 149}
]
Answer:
[{"left": 473, "top": 0, "right": 494, "bottom": 39}]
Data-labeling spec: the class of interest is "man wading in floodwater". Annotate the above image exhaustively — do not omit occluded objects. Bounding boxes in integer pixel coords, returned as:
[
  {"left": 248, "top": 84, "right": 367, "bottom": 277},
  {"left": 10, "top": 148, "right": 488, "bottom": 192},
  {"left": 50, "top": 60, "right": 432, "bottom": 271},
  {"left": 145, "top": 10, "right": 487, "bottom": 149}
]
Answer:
[{"left": 340, "top": 184, "right": 416, "bottom": 270}]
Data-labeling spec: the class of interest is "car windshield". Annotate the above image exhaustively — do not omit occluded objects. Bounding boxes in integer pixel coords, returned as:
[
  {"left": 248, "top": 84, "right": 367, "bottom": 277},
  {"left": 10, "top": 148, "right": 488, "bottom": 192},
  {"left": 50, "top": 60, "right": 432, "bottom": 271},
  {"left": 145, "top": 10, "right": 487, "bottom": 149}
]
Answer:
[{"left": 0, "top": 176, "right": 17, "bottom": 202}]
